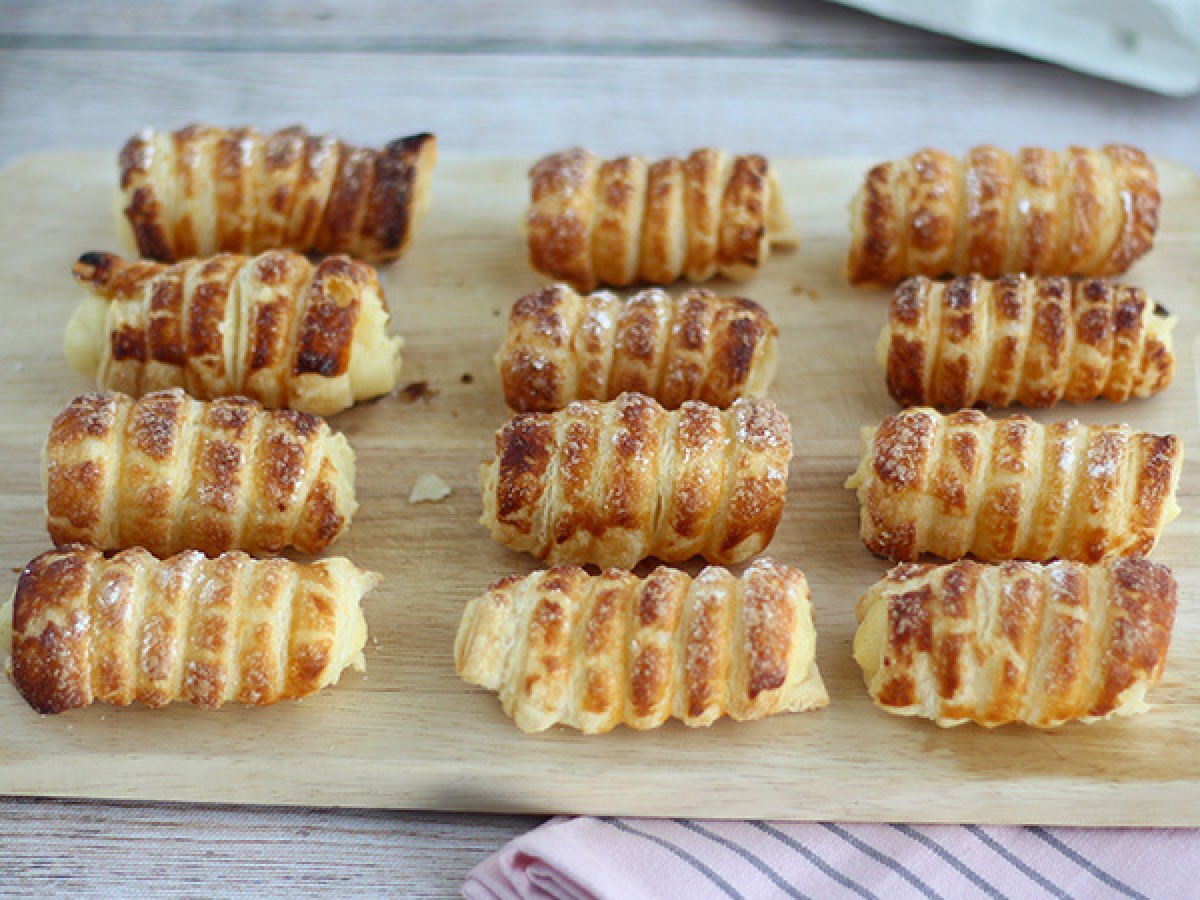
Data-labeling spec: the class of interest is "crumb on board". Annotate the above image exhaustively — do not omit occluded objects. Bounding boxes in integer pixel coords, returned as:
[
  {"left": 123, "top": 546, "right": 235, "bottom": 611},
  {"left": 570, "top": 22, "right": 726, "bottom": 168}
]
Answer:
[
  {"left": 399, "top": 381, "right": 438, "bottom": 403},
  {"left": 460, "top": 373, "right": 474, "bottom": 384},
  {"left": 792, "top": 283, "right": 818, "bottom": 300},
  {"left": 409, "top": 473, "right": 452, "bottom": 504}
]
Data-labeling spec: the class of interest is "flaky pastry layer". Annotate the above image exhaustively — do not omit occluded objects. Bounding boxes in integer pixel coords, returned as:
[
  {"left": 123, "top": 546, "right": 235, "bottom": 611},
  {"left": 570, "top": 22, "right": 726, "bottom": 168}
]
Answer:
[
  {"left": 119, "top": 125, "right": 436, "bottom": 264},
  {"left": 855, "top": 558, "right": 1176, "bottom": 728},
  {"left": 879, "top": 275, "right": 1175, "bottom": 409},
  {"left": 456, "top": 558, "right": 827, "bottom": 733},
  {"left": 66, "top": 250, "right": 401, "bottom": 416},
  {"left": 7, "top": 544, "right": 378, "bottom": 714},
  {"left": 480, "top": 392, "right": 792, "bottom": 568},
  {"left": 497, "top": 283, "right": 778, "bottom": 412},
  {"left": 846, "top": 145, "right": 1159, "bottom": 285},
  {"left": 526, "top": 147, "right": 796, "bottom": 290},
  {"left": 846, "top": 407, "right": 1181, "bottom": 563},
  {"left": 44, "top": 389, "right": 356, "bottom": 557}
]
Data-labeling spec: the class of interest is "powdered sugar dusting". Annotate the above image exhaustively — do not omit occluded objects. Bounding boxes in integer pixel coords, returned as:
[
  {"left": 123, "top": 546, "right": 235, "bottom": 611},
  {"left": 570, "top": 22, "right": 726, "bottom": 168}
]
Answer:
[
  {"left": 872, "top": 411, "right": 934, "bottom": 487},
  {"left": 732, "top": 397, "right": 791, "bottom": 453},
  {"left": 530, "top": 148, "right": 590, "bottom": 199},
  {"left": 685, "top": 583, "right": 721, "bottom": 688},
  {"left": 1056, "top": 427, "right": 1078, "bottom": 473}
]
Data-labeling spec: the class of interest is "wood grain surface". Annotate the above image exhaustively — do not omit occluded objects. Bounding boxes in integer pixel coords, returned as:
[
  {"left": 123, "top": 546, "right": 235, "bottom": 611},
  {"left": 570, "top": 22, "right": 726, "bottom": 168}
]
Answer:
[
  {"left": 4, "top": 2, "right": 1200, "bottom": 169},
  {"left": 3, "top": 150, "right": 1199, "bottom": 827},
  {"left": 0, "top": 797, "right": 537, "bottom": 899}
]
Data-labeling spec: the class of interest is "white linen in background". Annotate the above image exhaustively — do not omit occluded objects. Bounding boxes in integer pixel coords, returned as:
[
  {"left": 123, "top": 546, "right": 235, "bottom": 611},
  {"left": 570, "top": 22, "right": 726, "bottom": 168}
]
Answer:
[{"left": 830, "top": 0, "right": 1200, "bottom": 96}]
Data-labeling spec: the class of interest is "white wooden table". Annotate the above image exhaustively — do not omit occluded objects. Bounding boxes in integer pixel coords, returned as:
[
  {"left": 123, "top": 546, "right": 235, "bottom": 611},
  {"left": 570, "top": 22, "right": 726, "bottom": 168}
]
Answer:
[{"left": 2, "top": 1, "right": 1199, "bottom": 894}]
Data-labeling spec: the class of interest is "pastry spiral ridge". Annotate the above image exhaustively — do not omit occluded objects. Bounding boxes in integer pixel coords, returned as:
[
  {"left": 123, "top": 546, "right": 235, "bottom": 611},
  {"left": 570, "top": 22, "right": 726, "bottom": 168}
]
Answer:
[
  {"left": 119, "top": 124, "right": 436, "bottom": 264},
  {"left": 455, "top": 558, "right": 828, "bottom": 733},
  {"left": 480, "top": 392, "right": 792, "bottom": 568},
  {"left": 526, "top": 147, "right": 796, "bottom": 291},
  {"left": 880, "top": 275, "right": 1176, "bottom": 409},
  {"left": 66, "top": 250, "right": 401, "bottom": 416},
  {"left": 6, "top": 544, "right": 378, "bottom": 714},
  {"left": 846, "top": 144, "right": 1159, "bottom": 285},
  {"left": 44, "top": 390, "right": 356, "bottom": 558},
  {"left": 497, "top": 283, "right": 778, "bottom": 412},
  {"left": 854, "top": 557, "right": 1177, "bottom": 728},
  {"left": 845, "top": 407, "right": 1182, "bottom": 563}
]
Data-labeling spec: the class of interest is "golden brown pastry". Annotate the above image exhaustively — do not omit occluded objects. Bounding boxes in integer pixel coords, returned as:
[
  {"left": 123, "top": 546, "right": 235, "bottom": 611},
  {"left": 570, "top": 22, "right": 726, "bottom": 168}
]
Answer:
[
  {"left": 480, "top": 392, "right": 792, "bottom": 568},
  {"left": 854, "top": 557, "right": 1177, "bottom": 728},
  {"left": 845, "top": 408, "right": 1182, "bottom": 563},
  {"left": 65, "top": 250, "right": 401, "bottom": 416},
  {"left": 44, "top": 390, "right": 356, "bottom": 557},
  {"left": 846, "top": 145, "right": 1159, "bottom": 285},
  {"left": 455, "top": 558, "right": 827, "bottom": 733},
  {"left": 497, "top": 284, "right": 778, "bottom": 412},
  {"left": 5, "top": 544, "right": 378, "bottom": 714},
  {"left": 881, "top": 275, "right": 1176, "bottom": 409},
  {"left": 118, "top": 124, "right": 436, "bottom": 264},
  {"left": 526, "top": 147, "right": 796, "bottom": 291}
]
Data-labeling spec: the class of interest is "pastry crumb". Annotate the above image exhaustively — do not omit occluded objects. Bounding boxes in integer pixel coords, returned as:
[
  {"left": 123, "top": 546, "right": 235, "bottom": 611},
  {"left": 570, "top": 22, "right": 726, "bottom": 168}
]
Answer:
[
  {"left": 460, "top": 373, "right": 474, "bottom": 384},
  {"left": 409, "top": 473, "right": 451, "bottom": 504},
  {"left": 399, "top": 381, "right": 437, "bottom": 402}
]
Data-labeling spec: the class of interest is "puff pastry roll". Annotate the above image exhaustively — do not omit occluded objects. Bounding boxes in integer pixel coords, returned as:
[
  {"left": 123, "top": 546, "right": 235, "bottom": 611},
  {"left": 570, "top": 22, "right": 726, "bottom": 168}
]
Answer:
[
  {"left": 480, "top": 392, "right": 792, "bottom": 568},
  {"left": 846, "top": 145, "right": 1159, "bottom": 285},
  {"left": 854, "top": 558, "right": 1177, "bottom": 728},
  {"left": 119, "top": 124, "right": 436, "bottom": 264},
  {"left": 65, "top": 250, "right": 401, "bottom": 416},
  {"left": 846, "top": 408, "right": 1182, "bottom": 563},
  {"left": 497, "top": 284, "right": 778, "bottom": 412},
  {"left": 455, "top": 558, "right": 827, "bottom": 733},
  {"left": 526, "top": 147, "right": 796, "bottom": 291},
  {"left": 44, "top": 389, "right": 356, "bottom": 557},
  {"left": 5, "top": 544, "right": 378, "bottom": 714},
  {"left": 881, "top": 275, "right": 1176, "bottom": 410}
]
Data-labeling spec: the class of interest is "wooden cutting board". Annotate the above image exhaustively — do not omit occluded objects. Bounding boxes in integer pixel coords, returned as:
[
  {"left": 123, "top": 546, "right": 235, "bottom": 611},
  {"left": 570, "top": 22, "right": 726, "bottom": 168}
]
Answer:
[{"left": 2, "top": 152, "right": 1199, "bottom": 826}]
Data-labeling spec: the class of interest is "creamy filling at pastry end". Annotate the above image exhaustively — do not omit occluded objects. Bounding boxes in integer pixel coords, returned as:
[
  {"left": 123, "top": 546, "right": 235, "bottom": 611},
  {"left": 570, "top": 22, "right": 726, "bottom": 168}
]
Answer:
[
  {"left": 0, "top": 596, "right": 13, "bottom": 676},
  {"left": 1166, "top": 498, "right": 1182, "bottom": 525},
  {"left": 346, "top": 290, "right": 403, "bottom": 401},
  {"left": 874, "top": 323, "right": 890, "bottom": 370},
  {"left": 843, "top": 426, "right": 876, "bottom": 491},
  {"left": 325, "top": 432, "right": 360, "bottom": 520},
  {"left": 746, "top": 334, "right": 779, "bottom": 397},
  {"left": 328, "top": 575, "right": 374, "bottom": 682},
  {"left": 766, "top": 174, "right": 798, "bottom": 248},
  {"left": 853, "top": 594, "right": 886, "bottom": 683},
  {"left": 63, "top": 295, "right": 109, "bottom": 379},
  {"left": 342, "top": 603, "right": 369, "bottom": 675},
  {"left": 1148, "top": 309, "right": 1177, "bottom": 349}
]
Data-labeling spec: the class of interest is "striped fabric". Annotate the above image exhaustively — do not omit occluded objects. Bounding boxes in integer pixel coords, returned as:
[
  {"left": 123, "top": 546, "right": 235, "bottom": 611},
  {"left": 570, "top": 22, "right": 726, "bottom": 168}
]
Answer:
[{"left": 464, "top": 817, "right": 1200, "bottom": 900}]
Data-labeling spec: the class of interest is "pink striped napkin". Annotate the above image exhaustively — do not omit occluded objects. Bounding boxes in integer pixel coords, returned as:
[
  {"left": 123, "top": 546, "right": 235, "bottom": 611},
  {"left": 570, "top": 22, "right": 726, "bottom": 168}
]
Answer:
[{"left": 464, "top": 817, "right": 1199, "bottom": 900}]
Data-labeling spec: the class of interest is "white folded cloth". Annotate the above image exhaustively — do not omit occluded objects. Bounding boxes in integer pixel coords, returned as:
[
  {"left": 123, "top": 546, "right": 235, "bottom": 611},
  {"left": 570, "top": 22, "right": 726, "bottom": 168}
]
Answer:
[{"left": 831, "top": 0, "right": 1200, "bottom": 96}]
